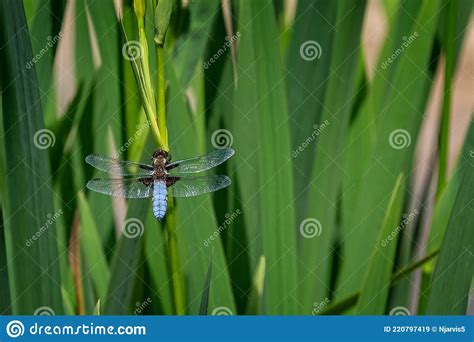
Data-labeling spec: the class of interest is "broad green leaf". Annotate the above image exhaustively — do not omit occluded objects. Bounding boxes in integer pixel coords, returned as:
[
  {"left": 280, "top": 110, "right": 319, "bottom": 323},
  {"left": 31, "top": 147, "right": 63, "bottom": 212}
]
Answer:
[
  {"left": 61, "top": 287, "right": 76, "bottom": 315},
  {"left": 102, "top": 192, "right": 149, "bottom": 315},
  {"left": 207, "top": 60, "right": 251, "bottom": 312},
  {"left": 26, "top": 0, "right": 65, "bottom": 119},
  {"left": 93, "top": 299, "right": 101, "bottom": 315},
  {"left": 436, "top": 0, "right": 458, "bottom": 194},
  {"left": 199, "top": 252, "right": 213, "bottom": 315},
  {"left": 285, "top": 0, "right": 337, "bottom": 223},
  {"left": 173, "top": 1, "right": 220, "bottom": 87},
  {"left": 119, "top": 1, "right": 149, "bottom": 162},
  {"left": 49, "top": 83, "right": 84, "bottom": 174},
  {"left": 245, "top": 256, "right": 266, "bottom": 315},
  {"left": 53, "top": 185, "right": 75, "bottom": 313},
  {"left": 341, "top": 1, "right": 412, "bottom": 247},
  {"left": 298, "top": 0, "right": 367, "bottom": 313},
  {"left": 356, "top": 174, "right": 405, "bottom": 314},
  {"left": 426, "top": 168, "right": 474, "bottom": 314},
  {"left": 437, "top": 0, "right": 473, "bottom": 69},
  {"left": 0, "top": 209, "right": 11, "bottom": 314},
  {"left": 168, "top": 63, "right": 235, "bottom": 315},
  {"left": 78, "top": 192, "right": 110, "bottom": 299},
  {"left": 426, "top": 121, "right": 474, "bottom": 260},
  {"left": 78, "top": 0, "right": 123, "bottom": 243},
  {"left": 103, "top": 136, "right": 155, "bottom": 315},
  {"left": 232, "top": 0, "right": 298, "bottom": 314},
  {"left": 337, "top": 0, "right": 442, "bottom": 298},
  {"left": 0, "top": 0, "right": 63, "bottom": 314},
  {"left": 144, "top": 207, "right": 172, "bottom": 315},
  {"left": 320, "top": 249, "right": 440, "bottom": 315}
]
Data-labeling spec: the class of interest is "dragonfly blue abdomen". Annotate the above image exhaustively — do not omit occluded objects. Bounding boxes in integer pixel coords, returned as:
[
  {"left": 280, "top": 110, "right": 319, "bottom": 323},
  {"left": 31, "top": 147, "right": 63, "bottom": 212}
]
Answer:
[{"left": 153, "top": 180, "right": 167, "bottom": 221}]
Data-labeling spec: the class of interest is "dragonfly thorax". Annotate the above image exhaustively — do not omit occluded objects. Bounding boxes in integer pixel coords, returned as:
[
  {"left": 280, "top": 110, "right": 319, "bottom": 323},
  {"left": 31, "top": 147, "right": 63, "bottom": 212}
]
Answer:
[{"left": 152, "top": 149, "right": 170, "bottom": 177}]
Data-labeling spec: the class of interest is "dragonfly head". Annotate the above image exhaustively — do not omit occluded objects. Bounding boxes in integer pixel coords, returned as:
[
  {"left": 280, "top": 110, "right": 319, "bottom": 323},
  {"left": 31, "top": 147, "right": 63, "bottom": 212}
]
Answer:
[{"left": 152, "top": 149, "right": 169, "bottom": 167}]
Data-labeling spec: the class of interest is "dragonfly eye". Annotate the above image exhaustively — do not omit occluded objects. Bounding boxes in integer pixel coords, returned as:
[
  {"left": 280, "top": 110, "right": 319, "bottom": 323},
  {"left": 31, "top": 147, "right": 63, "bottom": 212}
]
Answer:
[{"left": 153, "top": 149, "right": 169, "bottom": 159}]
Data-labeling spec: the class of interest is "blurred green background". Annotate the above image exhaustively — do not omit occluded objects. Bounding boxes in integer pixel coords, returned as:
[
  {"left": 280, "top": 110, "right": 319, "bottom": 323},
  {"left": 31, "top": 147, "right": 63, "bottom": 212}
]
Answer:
[{"left": 0, "top": 0, "right": 473, "bottom": 315}]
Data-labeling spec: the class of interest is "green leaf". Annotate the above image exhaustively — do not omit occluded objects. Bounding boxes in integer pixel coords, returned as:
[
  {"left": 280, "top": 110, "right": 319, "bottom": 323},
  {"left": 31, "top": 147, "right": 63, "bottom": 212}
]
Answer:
[
  {"left": 93, "top": 299, "right": 101, "bottom": 315},
  {"left": 78, "top": 192, "right": 110, "bottom": 300},
  {"left": 436, "top": 0, "right": 458, "bottom": 195},
  {"left": 285, "top": 0, "right": 337, "bottom": 223},
  {"left": 426, "top": 168, "right": 474, "bottom": 314},
  {"left": 427, "top": 121, "right": 474, "bottom": 260},
  {"left": 0, "top": 0, "right": 63, "bottom": 314},
  {"left": 199, "top": 252, "right": 213, "bottom": 315},
  {"left": 83, "top": 0, "right": 124, "bottom": 243},
  {"left": 320, "top": 249, "right": 440, "bottom": 315},
  {"left": 297, "top": 0, "right": 367, "bottom": 313},
  {"left": 26, "top": 0, "right": 65, "bottom": 118},
  {"left": 245, "top": 256, "right": 266, "bottom": 315},
  {"left": 49, "top": 83, "right": 84, "bottom": 174},
  {"left": 173, "top": 1, "right": 220, "bottom": 86},
  {"left": 337, "top": 0, "right": 442, "bottom": 298},
  {"left": 356, "top": 174, "right": 405, "bottom": 314},
  {"left": 168, "top": 63, "right": 235, "bottom": 315},
  {"left": 154, "top": 0, "right": 173, "bottom": 46},
  {"left": 61, "top": 287, "right": 76, "bottom": 315},
  {"left": 0, "top": 209, "right": 11, "bottom": 314},
  {"left": 144, "top": 208, "right": 173, "bottom": 315},
  {"left": 103, "top": 136, "right": 154, "bottom": 315},
  {"left": 232, "top": 0, "right": 298, "bottom": 314}
]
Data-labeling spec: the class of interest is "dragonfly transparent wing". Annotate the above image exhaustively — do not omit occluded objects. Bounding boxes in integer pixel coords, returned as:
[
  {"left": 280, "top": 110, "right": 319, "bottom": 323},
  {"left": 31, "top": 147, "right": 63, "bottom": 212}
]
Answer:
[
  {"left": 168, "top": 175, "right": 231, "bottom": 197},
  {"left": 166, "top": 148, "right": 234, "bottom": 175},
  {"left": 86, "top": 154, "right": 154, "bottom": 176},
  {"left": 86, "top": 177, "right": 153, "bottom": 198}
]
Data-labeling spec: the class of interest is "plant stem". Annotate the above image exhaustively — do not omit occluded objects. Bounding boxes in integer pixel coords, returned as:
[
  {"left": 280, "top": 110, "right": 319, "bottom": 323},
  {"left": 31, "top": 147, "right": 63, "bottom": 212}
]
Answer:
[
  {"left": 165, "top": 198, "right": 186, "bottom": 314},
  {"left": 155, "top": 38, "right": 184, "bottom": 314},
  {"left": 131, "top": 2, "right": 164, "bottom": 149},
  {"left": 436, "top": 0, "right": 457, "bottom": 198},
  {"left": 156, "top": 46, "right": 168, "bottom": 149}
]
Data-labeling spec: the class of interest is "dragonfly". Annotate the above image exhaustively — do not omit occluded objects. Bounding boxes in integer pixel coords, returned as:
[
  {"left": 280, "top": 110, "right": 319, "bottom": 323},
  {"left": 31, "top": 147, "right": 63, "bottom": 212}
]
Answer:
[{"left": 85, "top": 148, "right": 234, "bottom": 221}]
